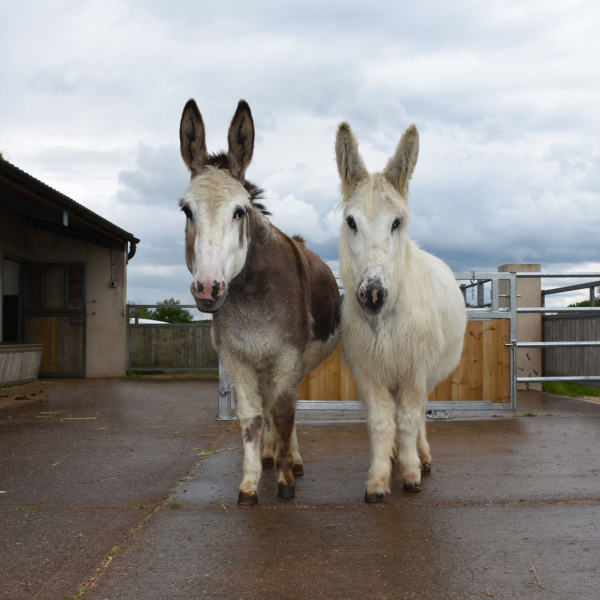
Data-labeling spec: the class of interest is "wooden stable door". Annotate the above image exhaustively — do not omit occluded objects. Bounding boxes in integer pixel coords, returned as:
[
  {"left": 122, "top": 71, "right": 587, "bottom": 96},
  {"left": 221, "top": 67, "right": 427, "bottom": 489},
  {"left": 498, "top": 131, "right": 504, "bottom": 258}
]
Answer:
[
  {"left": 23, "top": 263, "right": 85, "bottom": 377},
  {"left": 298, "top": 318, "right": 511, "bottom": 404}
]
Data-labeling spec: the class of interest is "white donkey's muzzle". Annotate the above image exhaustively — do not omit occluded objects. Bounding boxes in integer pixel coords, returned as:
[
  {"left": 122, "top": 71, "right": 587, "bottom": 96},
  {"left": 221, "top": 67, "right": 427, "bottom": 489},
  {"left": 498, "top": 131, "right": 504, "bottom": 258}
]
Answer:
[{"left": 356, "top": 267, "right": 389, "bottom": 315}]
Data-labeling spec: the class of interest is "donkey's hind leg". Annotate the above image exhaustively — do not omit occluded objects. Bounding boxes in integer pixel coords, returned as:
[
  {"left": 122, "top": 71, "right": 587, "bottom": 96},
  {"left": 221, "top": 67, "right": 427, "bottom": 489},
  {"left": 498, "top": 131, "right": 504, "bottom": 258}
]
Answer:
[
  {"left": 417, "top": 405, "right": 432, "bottom": 473},
  {"left": 259, "top": 373, "right": 302, "bottom": 475},
  {"left": 290, "top": 424, "right": 304, "bottom": 476},
  {"left": 262, "top": 418, "right": 303, "bottom": 475},
  {"left": 272, "top": 389, "right": 298, "bottom": 498},
  {"left": 261, "top": 413, "right": 275, "bottom": 470}
]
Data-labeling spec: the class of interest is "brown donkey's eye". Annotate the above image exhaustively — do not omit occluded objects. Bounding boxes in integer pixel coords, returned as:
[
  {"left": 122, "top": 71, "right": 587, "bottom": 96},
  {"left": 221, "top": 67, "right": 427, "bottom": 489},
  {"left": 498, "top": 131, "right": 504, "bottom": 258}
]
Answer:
[
  {"left": 181, "top": 205, "right": 193, "bottom": 221},
  {"left": 233, "top": 207, "right": 246, "bottom": 221}
]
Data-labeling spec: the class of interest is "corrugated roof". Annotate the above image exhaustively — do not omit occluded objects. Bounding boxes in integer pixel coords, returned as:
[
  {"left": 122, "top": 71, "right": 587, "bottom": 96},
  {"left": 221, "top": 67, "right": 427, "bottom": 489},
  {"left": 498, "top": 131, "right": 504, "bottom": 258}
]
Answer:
[{"left": 0, "top": 158, "right": 140, "bottom": 246}]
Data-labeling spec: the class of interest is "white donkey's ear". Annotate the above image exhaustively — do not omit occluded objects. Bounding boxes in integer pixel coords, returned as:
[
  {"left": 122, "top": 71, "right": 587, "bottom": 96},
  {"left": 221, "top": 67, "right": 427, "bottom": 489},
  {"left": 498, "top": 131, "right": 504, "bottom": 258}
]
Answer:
[
  {"left": 383, "top": 124, "right": 419, "bottom": 196},
  {"left": 335, "top": 122, "right": 368, "bottom": 198},
  {"left": 228, "top": 100, "right": 254, "bottom": 183},
  {"left": 180, "top": 99, "right": 208, "bottom": 177}
]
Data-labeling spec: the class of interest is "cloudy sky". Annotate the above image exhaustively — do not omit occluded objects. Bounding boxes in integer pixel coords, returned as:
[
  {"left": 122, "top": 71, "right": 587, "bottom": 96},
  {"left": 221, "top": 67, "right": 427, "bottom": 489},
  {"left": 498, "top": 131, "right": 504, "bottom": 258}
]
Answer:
[{"left": 1, "top": 0, "right": 599, "bottom": 308}]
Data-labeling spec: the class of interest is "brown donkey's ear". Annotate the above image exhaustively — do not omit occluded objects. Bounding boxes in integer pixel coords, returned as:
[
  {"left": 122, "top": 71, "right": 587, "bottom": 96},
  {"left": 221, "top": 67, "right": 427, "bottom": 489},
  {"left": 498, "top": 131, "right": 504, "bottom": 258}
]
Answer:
[
  {"left": 383, "top": 124, "right": 419, "bottom": 196},
  {"left": 228, "top": 100, "right": 255, "bottom": 183},
  {"left": 180, "top": 99, "right": 208, "bottom": 177},
  {"left": 335, "top": 122, "right": 368, "bottom": 198}
]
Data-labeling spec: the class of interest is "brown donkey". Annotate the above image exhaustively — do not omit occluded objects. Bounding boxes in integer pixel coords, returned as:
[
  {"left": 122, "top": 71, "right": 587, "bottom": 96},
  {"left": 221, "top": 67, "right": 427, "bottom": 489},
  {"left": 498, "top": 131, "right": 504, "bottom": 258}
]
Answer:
[{"left": 178, "top": 99, "right": 340, "bottom": 504}]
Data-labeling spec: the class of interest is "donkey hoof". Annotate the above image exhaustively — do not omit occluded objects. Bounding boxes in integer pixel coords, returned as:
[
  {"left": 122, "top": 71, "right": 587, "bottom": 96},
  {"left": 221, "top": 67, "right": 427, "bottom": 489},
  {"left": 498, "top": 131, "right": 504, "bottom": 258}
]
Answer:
[
  {"left": 292, "top": 463, "right": 304, "bottom": 477},
  {"left": 364, "top": 491, "right": 384, "bottom": 504},
  {"left": 421, "top": 462, "right": 431, "bottom": 473},
  {"left": 278, "top": 483, "right": 296, "bottom": 499},
  {"left": 261, "top": 457, "right": 274, "bottom": 469},
  {"left": 238, "top": 490, "right": 258, "bottom": 506},
  {"left": 403, "top": 482, "right": 421, "bottom": 493}
]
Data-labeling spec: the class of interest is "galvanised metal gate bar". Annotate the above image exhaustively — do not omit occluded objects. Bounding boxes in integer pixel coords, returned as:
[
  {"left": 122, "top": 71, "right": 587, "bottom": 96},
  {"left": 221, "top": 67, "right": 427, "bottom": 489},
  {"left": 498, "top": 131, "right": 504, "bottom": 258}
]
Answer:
[
  {"left": 218, "top": 271, "right": 518, "bottom": 420},
  {"left": 515, "top": 272, "right": 600, "bottom": 385}
]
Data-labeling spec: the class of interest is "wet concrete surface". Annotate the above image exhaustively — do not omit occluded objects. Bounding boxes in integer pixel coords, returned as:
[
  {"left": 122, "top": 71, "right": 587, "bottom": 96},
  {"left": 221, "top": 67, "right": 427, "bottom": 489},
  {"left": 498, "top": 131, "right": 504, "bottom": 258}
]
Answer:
[{"left": 1, "top": 380, "right": 599, "bottom": 599}]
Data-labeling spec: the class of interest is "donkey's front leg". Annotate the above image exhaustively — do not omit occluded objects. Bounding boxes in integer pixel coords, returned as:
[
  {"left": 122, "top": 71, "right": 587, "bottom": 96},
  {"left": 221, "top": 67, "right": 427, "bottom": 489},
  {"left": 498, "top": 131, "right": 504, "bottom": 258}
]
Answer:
[
  {"left": 230, "top": 363, "right": 264, "bottom": 506},
  {"left": 397, "top": 377, "right": 429, "bottom": 492},
  {"left": 358, "top": 376, "right": 397, "bottom": 503}
]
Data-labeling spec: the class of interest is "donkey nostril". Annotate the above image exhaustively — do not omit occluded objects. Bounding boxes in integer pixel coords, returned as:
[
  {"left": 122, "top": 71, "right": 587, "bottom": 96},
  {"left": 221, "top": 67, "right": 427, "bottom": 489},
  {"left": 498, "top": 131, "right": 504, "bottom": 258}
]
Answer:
[
  {"left": 195, "top": 281, "right": 204, "bottom": 294},
  {"left": 211, "top": 279, "right": 225, "bottom": 300}
]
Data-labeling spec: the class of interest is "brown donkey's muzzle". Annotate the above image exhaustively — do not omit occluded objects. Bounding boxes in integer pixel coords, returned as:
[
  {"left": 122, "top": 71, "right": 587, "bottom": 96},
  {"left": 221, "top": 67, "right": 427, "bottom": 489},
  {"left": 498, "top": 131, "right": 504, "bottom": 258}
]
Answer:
[{"left": 190, "top": 278, "right": 228, "bottom": 313}]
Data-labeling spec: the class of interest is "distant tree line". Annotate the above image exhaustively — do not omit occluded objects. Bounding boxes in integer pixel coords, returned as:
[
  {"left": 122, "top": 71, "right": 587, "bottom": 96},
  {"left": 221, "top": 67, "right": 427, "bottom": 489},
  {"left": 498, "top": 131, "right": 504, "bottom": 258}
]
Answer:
[
  {"left": 128, "top": 297, "right": 197, "bottom": 323},
  {"left": 568, "top": 289, "right": 599, "bottom": 308}
]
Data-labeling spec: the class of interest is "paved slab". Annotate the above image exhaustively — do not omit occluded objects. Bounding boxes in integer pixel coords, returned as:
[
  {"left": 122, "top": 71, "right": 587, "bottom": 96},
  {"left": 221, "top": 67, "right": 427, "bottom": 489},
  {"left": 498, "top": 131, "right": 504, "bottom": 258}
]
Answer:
[
  {"left": 0, "top": 378, "right": 229, "bottom": 600},
  {"left": 1, "top": 382, "right": 599, "bottom": 599}
]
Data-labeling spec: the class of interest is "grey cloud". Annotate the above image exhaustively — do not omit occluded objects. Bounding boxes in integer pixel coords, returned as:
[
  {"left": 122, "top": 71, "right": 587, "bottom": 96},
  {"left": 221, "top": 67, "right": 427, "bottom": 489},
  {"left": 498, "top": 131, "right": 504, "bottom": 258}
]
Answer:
[
  {"left": 117, "top": 144, "right": 189, "bottom": 205},
  {"left": 3, "top": 0, "right": 599, "bottom": 305}
]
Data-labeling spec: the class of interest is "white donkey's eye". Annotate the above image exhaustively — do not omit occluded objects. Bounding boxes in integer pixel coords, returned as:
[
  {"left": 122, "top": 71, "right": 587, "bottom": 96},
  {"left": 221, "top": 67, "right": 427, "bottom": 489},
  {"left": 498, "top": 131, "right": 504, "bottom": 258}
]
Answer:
[
  {"left": 233, "top": 207, "right": 246, "bottom": 221},
  {"left": 391, "top": 217, "right": 403, "bottom": 231},
  {"left": 346, "top": 215, "right": 357, "bottom": 230},
  {"left": 181, "top": 205, "right": 193, "bottom": 221}
]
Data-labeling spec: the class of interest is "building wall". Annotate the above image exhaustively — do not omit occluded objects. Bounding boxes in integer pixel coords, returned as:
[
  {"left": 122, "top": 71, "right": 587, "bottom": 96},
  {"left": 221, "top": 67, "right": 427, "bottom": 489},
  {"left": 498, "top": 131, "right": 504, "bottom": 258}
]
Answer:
[
  {"left": 1, "top": 211, "right": 29, "bottom": 344},
  {"left": 29, "top": 229, "right": 128, "bottom": 377},
  {"left": 0, "top": 210, "right": 30, "bottom": 259},
  {"left": 1, "top": 208, "right": 128, "bottom": 377}
]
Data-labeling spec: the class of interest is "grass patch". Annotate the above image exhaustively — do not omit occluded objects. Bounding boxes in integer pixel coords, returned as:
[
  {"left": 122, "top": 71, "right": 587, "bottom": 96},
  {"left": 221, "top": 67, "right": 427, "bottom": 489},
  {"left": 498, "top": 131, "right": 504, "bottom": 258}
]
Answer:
[
  {"left": 19, "top": 505, "right": 45, "bottom": 511},
  {"left": 542, "top": 382, "right": 600, "bottom": 399}
]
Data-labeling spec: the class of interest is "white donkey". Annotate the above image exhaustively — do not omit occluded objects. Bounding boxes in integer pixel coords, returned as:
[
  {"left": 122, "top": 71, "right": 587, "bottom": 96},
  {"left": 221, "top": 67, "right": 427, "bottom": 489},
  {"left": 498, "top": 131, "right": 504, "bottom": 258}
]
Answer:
[{"left": 336, "top": 122, "right": 466, "bottom": 503}]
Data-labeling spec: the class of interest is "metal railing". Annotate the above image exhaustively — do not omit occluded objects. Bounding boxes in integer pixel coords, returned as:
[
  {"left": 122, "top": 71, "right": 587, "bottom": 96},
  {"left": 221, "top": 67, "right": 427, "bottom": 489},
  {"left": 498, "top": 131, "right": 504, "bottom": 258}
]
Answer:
[
  {"left": 515, "top": 273, "right": 600, "bottom": 384},
  {"left": 218, "top": 272, "right": 518, "bottom": 419}
]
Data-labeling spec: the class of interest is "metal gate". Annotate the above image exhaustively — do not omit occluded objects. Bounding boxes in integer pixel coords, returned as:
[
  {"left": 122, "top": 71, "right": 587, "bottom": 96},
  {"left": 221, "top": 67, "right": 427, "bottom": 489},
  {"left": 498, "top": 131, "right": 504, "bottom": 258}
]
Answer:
[
  {"left": 217, "top": 271, "right": 519, "bottom": 419},
  {"left": 515, "top": 273, "right": 600, "bottom": 386}
]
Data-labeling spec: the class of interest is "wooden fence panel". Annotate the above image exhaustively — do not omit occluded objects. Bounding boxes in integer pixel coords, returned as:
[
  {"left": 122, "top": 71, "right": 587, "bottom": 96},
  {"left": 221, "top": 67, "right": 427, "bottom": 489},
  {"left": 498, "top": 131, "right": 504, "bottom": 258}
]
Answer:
[
  {"left": 298, "top": 318, "right": 511, "bottom": 403},
  {"left": 543, "top": 314, "right": 600, "bottom": 378},
  {"left": 128, "top": 324, "right": 218, "bottom": 369}
]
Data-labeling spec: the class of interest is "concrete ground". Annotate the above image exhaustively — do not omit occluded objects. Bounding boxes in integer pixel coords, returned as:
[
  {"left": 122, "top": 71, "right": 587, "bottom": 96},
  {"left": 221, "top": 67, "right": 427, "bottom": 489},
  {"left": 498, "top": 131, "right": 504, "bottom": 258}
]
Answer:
[{"left": 0, "top": 379, "right": 598, "bottom": 600}]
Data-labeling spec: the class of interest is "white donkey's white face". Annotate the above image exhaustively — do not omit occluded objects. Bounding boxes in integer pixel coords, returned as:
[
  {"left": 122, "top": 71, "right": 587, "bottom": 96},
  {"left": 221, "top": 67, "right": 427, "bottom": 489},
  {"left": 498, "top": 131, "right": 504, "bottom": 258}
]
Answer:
[
  {"left": 336, "top": 122, "right": 419, "bottom": 315},
  {"left": 178, "top": 99, "right": 256, "bottom": 313}
]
